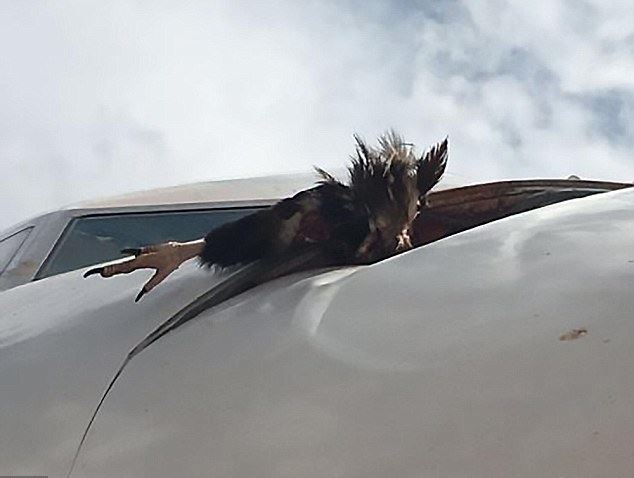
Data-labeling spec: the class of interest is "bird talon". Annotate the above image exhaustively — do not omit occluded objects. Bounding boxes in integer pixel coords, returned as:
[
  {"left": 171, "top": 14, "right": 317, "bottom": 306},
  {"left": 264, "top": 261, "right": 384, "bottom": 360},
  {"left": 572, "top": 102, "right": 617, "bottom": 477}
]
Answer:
[
  {"left": 83, "top": 267, "right": 104, "bottom": 278},
  {"left": 135, "top": 288, "right": 146, "bottom": 303}
]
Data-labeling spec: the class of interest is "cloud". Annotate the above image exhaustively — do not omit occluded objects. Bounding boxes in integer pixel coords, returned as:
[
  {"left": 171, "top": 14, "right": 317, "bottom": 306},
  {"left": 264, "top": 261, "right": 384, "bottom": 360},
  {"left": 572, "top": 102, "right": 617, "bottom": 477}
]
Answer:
[{"left": 0, "top": 0, "right": 633, "bottom": 229}]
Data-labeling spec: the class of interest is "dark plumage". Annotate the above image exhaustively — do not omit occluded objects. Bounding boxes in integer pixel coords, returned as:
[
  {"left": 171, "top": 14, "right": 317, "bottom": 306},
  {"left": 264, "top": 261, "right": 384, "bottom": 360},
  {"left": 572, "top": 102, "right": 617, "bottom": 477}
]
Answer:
[
  {"left": 199, "top": 181, "right": 364, "bottom": 267},
  {"left": 85, "top": 131, "right": 448, "bottom": 300},
  {"left": 200, "top": 131, "right": 448, "bottom": 268}
]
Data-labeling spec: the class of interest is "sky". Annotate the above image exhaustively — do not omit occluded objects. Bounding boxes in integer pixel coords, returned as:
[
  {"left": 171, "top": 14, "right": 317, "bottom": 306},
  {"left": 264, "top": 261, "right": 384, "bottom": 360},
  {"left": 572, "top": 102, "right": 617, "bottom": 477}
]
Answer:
[{"left": 1, "top": 0, "right": 633, "bottom": 229}]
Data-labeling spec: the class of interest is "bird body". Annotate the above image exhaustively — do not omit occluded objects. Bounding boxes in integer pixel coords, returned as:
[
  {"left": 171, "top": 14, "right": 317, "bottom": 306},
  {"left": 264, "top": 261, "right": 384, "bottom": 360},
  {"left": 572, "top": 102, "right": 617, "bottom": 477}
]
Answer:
[
  {"left": 200, "top": 131, "right": 448, "bottom": 268},
  {"left": 199, "top": 179, "right": 366, "bottom": 268},
  {"left": 85, "top": 131, "right": 448, "bottom": 300}
]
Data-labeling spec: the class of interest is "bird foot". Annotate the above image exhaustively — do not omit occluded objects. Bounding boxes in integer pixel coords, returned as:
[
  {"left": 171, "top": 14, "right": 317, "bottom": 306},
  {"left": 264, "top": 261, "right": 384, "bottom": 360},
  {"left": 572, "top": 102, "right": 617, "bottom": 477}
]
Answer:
[{"left": 84, "top": 241, "right": 202, "bottom": 302}]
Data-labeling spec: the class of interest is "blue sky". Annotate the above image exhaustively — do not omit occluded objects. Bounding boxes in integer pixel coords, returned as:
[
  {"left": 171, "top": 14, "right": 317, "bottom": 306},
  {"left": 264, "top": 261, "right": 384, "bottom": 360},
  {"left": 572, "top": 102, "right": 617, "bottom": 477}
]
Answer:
[{"left": 1, "top": 0, "right": 633, "bottom": 229}]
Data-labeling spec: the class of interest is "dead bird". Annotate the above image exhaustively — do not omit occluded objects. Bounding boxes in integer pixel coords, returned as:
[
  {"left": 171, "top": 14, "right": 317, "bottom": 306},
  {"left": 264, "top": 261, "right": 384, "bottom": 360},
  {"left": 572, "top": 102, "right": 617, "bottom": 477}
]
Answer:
[{"left": 84, "top": 131, "right": 448, "bottom": 301}]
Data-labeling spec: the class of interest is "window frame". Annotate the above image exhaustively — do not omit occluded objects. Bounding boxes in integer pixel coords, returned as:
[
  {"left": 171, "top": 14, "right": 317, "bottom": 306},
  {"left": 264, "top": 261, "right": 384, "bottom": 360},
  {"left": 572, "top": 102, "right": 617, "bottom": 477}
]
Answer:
[{"left": 0, "top": 227, "right": 34, "bottom": 275}]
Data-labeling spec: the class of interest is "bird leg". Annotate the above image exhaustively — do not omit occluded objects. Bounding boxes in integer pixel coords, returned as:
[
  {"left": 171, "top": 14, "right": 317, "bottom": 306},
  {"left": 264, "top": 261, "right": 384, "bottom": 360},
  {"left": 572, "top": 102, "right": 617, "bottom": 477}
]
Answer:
[{"left": 84, "top": 239, "right": 205, "bottom": 301}]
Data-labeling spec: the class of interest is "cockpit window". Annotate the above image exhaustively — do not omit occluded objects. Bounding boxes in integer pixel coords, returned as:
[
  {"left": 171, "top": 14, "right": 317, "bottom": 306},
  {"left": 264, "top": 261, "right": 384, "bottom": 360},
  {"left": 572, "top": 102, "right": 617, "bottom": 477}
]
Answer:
[
  {"left": 0, "top": 228, "right": 33, "bottom": 274},
  {"left": 36, "top": 208, "right": 260, "bottom": 280}
]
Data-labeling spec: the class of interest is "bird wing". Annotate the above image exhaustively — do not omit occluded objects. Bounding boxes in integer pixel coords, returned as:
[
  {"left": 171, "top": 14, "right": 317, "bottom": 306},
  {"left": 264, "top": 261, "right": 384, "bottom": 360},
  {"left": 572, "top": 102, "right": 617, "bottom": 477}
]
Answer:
[{"left": 417, "top": 137, "right": 448, "bottom": 196}]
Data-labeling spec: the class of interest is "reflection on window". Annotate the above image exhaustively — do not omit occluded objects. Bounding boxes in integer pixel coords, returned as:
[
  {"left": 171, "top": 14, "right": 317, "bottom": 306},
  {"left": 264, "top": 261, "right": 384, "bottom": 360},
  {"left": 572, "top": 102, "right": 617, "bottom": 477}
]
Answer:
[
  {"left": 0, "top": 228, "right": 33, "bottom": 274},
  {"left": 36, "top": 208, "right": 259, "bottom": 279}
]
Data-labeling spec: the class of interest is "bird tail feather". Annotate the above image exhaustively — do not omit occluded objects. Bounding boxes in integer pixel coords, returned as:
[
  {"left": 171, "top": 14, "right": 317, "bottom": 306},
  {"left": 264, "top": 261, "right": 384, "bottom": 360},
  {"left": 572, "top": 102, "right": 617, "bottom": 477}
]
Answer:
[{"left": 417, "top": 137, "right": 448, "bottom": 195}]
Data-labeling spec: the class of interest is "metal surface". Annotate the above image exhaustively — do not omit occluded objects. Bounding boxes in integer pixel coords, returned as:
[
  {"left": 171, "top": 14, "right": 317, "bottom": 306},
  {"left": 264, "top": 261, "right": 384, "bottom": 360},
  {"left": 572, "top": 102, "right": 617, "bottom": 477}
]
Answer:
[
  {"left": 2, "top": 187, "right": 634, "bottom": 476},
  {"left": 72, "top": 172, "right": 322, "bottom": 209},
  {"left": 71, "top": 169, "right": 464, "bottom": 210},
  {"left": 0, "top": 260, "right": 242, "bottom": 477},
  {"left": 67, "top": 245, "right": 333, "bottom": 476}
]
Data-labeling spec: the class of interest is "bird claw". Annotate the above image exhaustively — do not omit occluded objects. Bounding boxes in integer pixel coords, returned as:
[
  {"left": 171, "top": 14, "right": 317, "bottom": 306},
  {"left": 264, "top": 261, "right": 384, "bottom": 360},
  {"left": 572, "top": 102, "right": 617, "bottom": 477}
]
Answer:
[
  {"left": 83, "top": 241, "right": 191, "bottom": 302},
  {"left": 135, "top": 288, "right": 147, "bottom": 303},
  {"left": 83, "top": 267, "right": 104, "bottom": 278}
]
